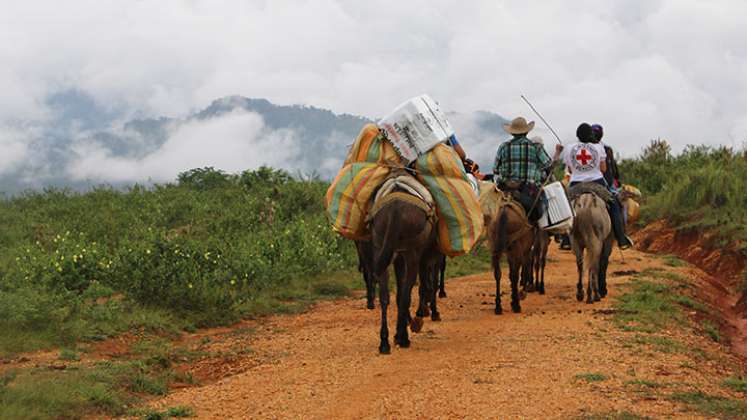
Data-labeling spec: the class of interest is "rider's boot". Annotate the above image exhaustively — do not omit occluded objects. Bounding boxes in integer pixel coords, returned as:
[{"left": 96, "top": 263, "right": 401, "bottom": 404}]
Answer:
[{"left": 608, "top": 200, "right": 633, "bottom": 250}]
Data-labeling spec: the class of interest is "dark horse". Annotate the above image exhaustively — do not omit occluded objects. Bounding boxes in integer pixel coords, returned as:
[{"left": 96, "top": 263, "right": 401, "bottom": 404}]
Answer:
[
  {"left": 357, "top": 241, "right": 446, "bottom": 310},
  {"left": 486, "top": 194, "right": 535, "bottom": 314},
  {"left": 371, "top": 184, "right": 440, "bottom": 354}
]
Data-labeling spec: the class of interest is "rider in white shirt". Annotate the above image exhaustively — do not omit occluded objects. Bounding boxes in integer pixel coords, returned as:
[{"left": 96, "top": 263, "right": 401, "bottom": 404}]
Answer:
[{"left": 562, "top": 123, "right": 633, "bottom": 249}]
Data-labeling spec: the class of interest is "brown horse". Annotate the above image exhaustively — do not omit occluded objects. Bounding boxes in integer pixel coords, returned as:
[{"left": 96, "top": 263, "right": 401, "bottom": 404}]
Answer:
[
  {"left": 528, "top": 227, "right": 550, "bottom": 295},
  {"left": 487, "top": 194, "right": 535, "bottom": 314},
  {"left": 571, "top": 193, "right": 613, "bottom": 303},
  {"left": 371, "top": 182, "right": 439, "bottom": 354}
]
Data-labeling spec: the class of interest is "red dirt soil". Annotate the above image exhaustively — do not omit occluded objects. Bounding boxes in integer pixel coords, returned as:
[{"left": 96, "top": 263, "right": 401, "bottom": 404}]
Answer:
[
  {"left": 634, "top": 220, "right": 747, "bottom": 356},
  {"left": 143, "top": 247, "right": 746, "bottom": 419}
]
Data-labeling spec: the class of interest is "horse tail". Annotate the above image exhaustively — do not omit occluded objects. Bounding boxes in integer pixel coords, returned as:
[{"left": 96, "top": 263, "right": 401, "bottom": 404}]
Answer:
[
  {"left": 492, "top": 207, "right": 509, "bottom": 266},
  {"left": 373, "top": 208, "right": 399, "bottom": 276}
]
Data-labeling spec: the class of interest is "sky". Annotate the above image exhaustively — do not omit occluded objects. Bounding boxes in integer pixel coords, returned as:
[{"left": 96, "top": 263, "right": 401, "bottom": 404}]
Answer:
[{"left": 1, "top": 0, "right": 746, "bottom": 184}]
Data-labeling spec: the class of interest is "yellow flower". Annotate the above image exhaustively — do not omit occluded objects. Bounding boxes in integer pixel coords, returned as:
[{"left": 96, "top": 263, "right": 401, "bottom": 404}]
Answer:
[
  {"left": 146, "top": 249, "right": 151, "bottom": 255},
  {"left": 188, "top": 283, "right": 193, "bottom": 289}
]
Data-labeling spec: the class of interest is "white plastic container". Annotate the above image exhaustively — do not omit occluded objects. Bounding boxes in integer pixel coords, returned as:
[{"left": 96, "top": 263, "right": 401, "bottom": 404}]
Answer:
[
  {"left": 539, "top": 181, "right": 574, "bottom": 232},
  {"left": 378, "top": 94, "right": 455, "bottom": 162}
]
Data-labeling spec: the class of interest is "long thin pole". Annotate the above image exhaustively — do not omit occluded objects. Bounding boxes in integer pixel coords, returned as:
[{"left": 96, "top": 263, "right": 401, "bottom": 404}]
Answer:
[{"left": 521, "top": 95, "right": 563, "bottom": 145}]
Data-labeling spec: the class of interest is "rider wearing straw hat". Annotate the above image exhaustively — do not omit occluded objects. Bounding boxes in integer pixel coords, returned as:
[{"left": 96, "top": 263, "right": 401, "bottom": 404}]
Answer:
[{"left": 493, "top": 117, "right": 563, "bottom": 222}]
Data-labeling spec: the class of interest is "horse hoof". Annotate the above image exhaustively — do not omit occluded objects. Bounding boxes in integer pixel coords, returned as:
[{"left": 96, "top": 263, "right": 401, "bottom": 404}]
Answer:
[
  {"left": 431, "top": 312, "right": 441, "bottom": 322},
  {"left": 423, "top": 307, "right": 431, "bottom": 317},
  {"left": 367, "top": 302, "right": 375, "bottom": 310},
  {"left": 495, "top": 306, "right": 503, "bottom": 315},
  {"left": 438, "top": 291, "right": 447, "bottom": 298},
  {"left": 410, "top": 317, "right": 424, "bottom": 333},
  {"left": 396, "top": 338, "right": 410, "bottom": 348},
  {"left": 539, "top": 289, "right": 546, "bottom": 295},
  {"left": 511, "top": 304, "right": 521, "bottom": 313},
  {"left": 576, "top": 293, "right": 584, "bottom": 302},
  {"left": 594, "top": 296, "right": 601, "bottom": 302},
  {"left": 379, "top": 344, "right": 391, "bottom": 354}
]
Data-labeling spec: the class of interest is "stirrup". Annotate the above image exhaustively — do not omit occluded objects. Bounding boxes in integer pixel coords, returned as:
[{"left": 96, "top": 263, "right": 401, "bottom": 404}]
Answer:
[{"left": 619, "top": 235, "right": 634, "bottom": 250}]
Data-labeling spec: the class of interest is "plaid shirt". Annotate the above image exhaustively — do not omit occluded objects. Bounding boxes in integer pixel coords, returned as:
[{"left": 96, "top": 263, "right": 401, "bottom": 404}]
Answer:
[{"left": 493, "top": 135, "right": 552, "bottom": 186}]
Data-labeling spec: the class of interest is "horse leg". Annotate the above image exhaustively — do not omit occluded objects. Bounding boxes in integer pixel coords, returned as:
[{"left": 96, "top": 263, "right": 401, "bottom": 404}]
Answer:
[
  {"left": 412, "top": 259, "right": 430, "bottom": 332},
  {"left": 395, "top": 254, "right": 417, "bottom": 348},
  {"left": 510, "top": 259, "right": 522, "bottom": 313},
  {"left": 429, "top": 261, "right": 441, "bottom": 321},
  {"left": 520, "top": 259, "right": 530, "bottom": 299},
  {"left": 438, "top": 256, "right": 447, "bottom": 298},
  {"left": 378, "top": 270, "right": 390, "bottom": 354},
  {"left": 575, "top": 246, "right": 584, "bottom": 302},
  {"left": 587, "top": 243, "right": 602, "bottom": 304},
  {"left": 364, "top": 268, "right": 375, "bottom": 310},
  {"left": 538, "top": 245, "right": 547, "bottom": 295},
  {"left": 598, "top": 239, "right": 612, "bottom": 298},
  {"left": 493, "top": 252, "right": 503, "bottom": 315}
]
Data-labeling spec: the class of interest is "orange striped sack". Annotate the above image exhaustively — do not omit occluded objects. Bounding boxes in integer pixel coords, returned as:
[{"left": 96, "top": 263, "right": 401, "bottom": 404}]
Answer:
[
  {"left": 343, "top": 123, "right": 401, "bottom": 166},
  {"left": 325, "top": 124, "right": 401, "bottom": 240},
  {"left": 415, "top": 144, "right": 484, "bottom": 256}
]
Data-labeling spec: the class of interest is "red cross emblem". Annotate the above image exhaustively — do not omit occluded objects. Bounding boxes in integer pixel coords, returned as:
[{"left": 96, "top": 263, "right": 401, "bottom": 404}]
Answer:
[{"left": 576, "top": 148, "right": 593, "bottom": 165}]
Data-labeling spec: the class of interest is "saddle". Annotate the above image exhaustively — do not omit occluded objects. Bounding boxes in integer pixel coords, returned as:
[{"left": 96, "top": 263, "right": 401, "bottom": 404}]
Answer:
[
  {"left": 567, "top": 182, "right": 613, "bottom": 204},
  {"left": 368, "top": 174, "right": 435, "bottom": 222},
  {"left": 494, "top": 190, "right": 533, "bottom": 245}
]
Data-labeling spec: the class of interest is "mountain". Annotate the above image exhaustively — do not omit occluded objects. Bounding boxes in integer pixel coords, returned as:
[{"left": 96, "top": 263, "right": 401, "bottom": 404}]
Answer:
[{"left": 0, "top": 93, "right": 513, "bottom": 193}]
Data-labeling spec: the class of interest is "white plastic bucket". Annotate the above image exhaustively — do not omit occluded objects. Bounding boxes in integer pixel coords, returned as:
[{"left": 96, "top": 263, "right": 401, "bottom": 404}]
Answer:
[{"left": 539, "top": 181, "right": 574, "bottom": 232}]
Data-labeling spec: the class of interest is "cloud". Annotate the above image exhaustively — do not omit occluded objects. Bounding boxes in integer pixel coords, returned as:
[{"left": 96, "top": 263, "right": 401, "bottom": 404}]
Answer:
[
  {"left": 0, "top": 125, "right": 30, "bottom": 175},
  {"left": 1, "top": 0, "right": 747, "bottom": 183},
  {"left": 67, "top": 110, "right": 299, "bottom": 183}
]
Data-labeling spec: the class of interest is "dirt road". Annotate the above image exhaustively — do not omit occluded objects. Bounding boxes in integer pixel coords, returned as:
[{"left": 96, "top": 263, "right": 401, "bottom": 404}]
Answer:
[{"left": 149, "top": 247, "right": 745, "bottom": 419}]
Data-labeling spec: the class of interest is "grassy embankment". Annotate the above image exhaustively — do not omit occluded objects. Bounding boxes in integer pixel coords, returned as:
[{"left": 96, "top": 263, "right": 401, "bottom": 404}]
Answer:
[
  {"left": 0, "top": 166, "right": 489, "bottom": 419},
  {"left": 619, "top": 140, "right": 747, "bottom": 290}
]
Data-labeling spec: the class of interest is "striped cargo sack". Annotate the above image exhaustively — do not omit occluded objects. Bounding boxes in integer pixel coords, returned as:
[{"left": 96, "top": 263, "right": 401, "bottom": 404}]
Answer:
[
  {"left": 325, "top": 124, "right": 400, "bottom": 240},
  {"left": 415, "top": 144, "right": 484, "bottom": 256}
]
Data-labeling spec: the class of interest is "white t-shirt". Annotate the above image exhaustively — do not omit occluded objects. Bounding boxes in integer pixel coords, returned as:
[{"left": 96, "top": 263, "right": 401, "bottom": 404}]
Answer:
[{"left": 563, "top": 142, "right": 606, "bottom": 183}]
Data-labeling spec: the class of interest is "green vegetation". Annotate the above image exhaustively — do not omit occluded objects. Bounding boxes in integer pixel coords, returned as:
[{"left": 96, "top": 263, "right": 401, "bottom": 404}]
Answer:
[
  {"left": 701, "top": 320, "right": 721, "bottom": 343},
  {"left": 0, "top": 337, "right": 201, "bottom": 419},
  {"left": 0, "top": 167, "right": 357, "bottom": 356},
  {"left": 620, "top": 142, "right": 746, "bottom": 236},
  {"left": 722, "top": 377, "right": 747, "bottom": 394},
  {"left": 574, "top": 372, "right": 608, "bottom": 382},
  {"left": 668, "top": 391, "right": 747, "bottom": 419},
  {"left": 613, "top": 279, "right": 683, "bottom": 333},
  {"left": 662, "top": 255, "right": 686, "bottom": 267}
]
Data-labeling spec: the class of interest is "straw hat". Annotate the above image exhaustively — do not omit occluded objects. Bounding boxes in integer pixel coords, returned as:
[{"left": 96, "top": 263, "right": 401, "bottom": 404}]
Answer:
[{"left": 503, "top": 117, "right": 535, "bottom": 135}]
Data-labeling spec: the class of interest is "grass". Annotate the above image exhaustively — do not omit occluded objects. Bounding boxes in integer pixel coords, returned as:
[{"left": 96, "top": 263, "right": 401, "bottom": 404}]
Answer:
[
  {"left": 662, "top": 255, "right": 686, "bottom": 267},
  {"left": 613, "top": 279, "right": 682, "bottom": 333},
  {"left": 135, "top": 406, "right": 196, "bottom": 419},
  {"left": 0, "top": 336, "right": 199, "bottom": 420},
  {"left": 574, "top": 372, "right": 608, "bottom": 382},
  {"left": 59, "top": 348, "right": 81, "bottom": 361},
  {"left": 668, "top": 391, "right": 747, "bottom": 419},
  {"left": 701, "top": 320, "right": 721, "bottom": 343},
  {"left": 444, "top": 245, "right": 493, "bottom": 278},
  {"left": 722, "top": 377, "right": 747, "bottom": 394},
  {"left": 625, "top": 335, "right": 688, "bottom": 355}
]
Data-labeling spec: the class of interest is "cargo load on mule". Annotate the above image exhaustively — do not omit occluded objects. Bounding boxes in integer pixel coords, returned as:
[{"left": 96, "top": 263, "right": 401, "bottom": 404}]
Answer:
[
  {"left": 619, "top": 184, "right": 642, "bottom": 225},
  {"left": 538, "top": 181, "right": 574, "bottom": 233},
  {"left": 325, "top": 95, "right": 483, "bottom": 256}
]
